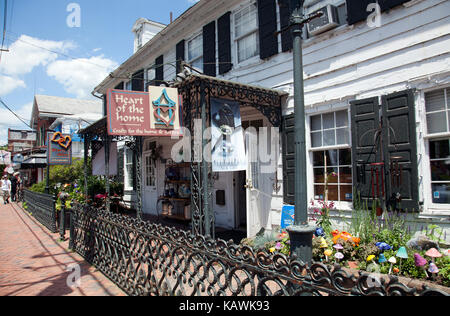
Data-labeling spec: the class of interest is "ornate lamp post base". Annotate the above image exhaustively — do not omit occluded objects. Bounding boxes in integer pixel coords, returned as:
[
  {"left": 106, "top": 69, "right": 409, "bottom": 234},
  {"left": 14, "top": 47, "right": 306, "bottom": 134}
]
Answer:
[{"left": 287, "top": 224, "right": 316, "bottom": 264}]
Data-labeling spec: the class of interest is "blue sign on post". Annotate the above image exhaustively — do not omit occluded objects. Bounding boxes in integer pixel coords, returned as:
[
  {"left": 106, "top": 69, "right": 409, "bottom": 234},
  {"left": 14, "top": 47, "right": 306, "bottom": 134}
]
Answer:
[{"left": 281, "top": 205, "right": 295, "bottom": 230}]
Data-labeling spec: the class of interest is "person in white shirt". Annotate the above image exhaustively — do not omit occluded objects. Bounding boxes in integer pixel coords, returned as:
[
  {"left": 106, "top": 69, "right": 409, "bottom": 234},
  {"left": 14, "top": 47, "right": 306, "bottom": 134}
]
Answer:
[{"left": 1, "top": 174, "right": 11, "bottom": 204}]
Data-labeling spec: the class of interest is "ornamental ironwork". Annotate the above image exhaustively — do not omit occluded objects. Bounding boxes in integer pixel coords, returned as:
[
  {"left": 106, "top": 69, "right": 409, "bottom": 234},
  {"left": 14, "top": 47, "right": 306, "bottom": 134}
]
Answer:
[{"left": 69, "top": 204, "right": 448, "bottom": 297}]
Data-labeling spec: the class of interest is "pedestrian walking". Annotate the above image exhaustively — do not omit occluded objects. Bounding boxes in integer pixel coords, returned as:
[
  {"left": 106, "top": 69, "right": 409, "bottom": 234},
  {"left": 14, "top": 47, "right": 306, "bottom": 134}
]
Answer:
[
  {"left": 10, "top": 173, "right": 18, "bottom": 202},
  {"left": 1, "top": 174, "right": 11, "bottom": 204}
]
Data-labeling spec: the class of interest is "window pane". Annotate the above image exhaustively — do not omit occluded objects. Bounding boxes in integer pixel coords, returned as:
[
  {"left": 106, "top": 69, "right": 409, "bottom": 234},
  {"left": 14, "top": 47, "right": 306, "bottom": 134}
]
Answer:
[
  {"left": 339, "top": 149, "right": 352, "bottom": 165},
  {"left": 339, "top": 167, "right": 353, "bottom": 183},
  {"left": 430, "top": 161, "right": 450, "bottom": 182},
  {"left": 432, "top": 183, "right": 450, "bottom": 204},
  {"left": 326, "top": 150, "right": 339, "bottom": 166},
  {"left": 235, "top": 4, "right": 258, "bottom": 38},
  {"left": 425, "top": 90, "right": 445, "bottom": 113},
  {"left": 326, "top": 185, "right": 339, "bottom": 201},
  {"left": 336, "top": 110, "right": 348, "bottom": 127},
  {"left": 340, "top": 185, "right": 353, "bottom": 201},
  {"left": 326, "top": 168, "right": 338, "bottom": 183},
  {"left": 314, "top": 168, "right": 324, "bottom": 183},
  {"left": 427, "top": 113, "right": 447, "bottom": 134},
  {"left": 314, "top": 185, "right": 325, "bottom": 200},
  {"left": 188, "top": 35, "right": 202, "bottom": 61},
  {"left": 311, "top": 131, "right": 322, "bottom": 148},
  {"left": 336, "top": 128, "right": 350, "bottom": 145},
  {"left": 323, "top": 130, "right": 336, "bottom": 146},
  {"left": 238, "top": 32, "right": 258, "bottom": 62},
  {"left": 323, "top": 113, "right": 335, "bottom": 129},
  {"left": 311, "top": 115, "right": 321, "bottom": 131},
  {"left": 430, "top": 139, "right": 450, "bottom": 159},
  {"left": 313, "top": 151, "right": 324, "bottom": 167}
]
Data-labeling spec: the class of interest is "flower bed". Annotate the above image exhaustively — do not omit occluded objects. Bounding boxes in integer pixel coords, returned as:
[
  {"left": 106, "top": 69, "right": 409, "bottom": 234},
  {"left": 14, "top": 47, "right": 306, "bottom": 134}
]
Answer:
[{"left": 242, "top": 202, "right": 450, "bottom": 288}]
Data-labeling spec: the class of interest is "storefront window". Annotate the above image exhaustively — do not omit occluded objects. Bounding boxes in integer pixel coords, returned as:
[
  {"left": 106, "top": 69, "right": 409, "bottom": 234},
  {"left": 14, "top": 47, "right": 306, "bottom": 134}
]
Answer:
[
  {"left": 310, "top": 110, "right": 352, "bottom": 202},
  {"left": 125, "top": 148, "right": 134, "bottom": 190},
  {"left": 312, "top": 149, "right": 353, "bottom": 202},
  {"left": 426, "top": 88, "right": 450, "bottom": 204}
]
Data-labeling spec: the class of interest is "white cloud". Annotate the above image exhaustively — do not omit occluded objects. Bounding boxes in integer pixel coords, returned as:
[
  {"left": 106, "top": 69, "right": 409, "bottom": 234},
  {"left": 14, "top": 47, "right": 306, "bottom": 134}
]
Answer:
[
  {"left": 0, "top": 75, "right": 26, "bottom": 96},
  {"left": 0, "top": 35, "right": 76, "bottom": 76},
  {"left": 46, "top": 56, "right": 118, "bottom": 99}
]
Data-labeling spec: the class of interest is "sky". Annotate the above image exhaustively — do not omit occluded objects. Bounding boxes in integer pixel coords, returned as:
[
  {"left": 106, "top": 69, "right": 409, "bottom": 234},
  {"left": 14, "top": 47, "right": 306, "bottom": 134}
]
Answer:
[{"left": 0, "top": 0, "right": 200, "bottom": 145}]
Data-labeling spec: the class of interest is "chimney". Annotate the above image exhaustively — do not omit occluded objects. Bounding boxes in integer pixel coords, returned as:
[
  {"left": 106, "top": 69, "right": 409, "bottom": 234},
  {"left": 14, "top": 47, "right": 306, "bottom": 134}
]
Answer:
[{"left": 170, "top": 12, "right": 173, "bottom": 24}]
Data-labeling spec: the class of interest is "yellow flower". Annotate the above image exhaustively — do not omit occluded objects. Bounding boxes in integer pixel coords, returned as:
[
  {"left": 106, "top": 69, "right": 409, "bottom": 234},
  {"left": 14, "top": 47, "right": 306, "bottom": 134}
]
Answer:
[
  {"left": 367, "top": 255, "right": 376, "bottom": 262},
  {"left": 269, "top": 247, "right": 276, "bottom": 253},
  {"left": 324, "top": 249, "right": 333, "bottom": 257}
]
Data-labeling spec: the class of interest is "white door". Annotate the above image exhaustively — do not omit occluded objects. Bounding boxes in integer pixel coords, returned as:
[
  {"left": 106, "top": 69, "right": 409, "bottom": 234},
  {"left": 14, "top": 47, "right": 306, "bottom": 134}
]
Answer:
[
  {"left": 245, "top": 120, "right": 275, "bottom": 238},
  {"left": 246, "top": 127, "right": 261, "bottom": 238},
  {"left": 142, "top": 153, "right": 158, "bottom": 214}
]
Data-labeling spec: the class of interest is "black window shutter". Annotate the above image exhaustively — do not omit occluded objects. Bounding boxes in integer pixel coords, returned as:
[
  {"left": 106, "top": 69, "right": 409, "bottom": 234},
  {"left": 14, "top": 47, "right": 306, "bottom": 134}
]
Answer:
[
  {"left": 176, "top": 40, "right": 185, "bottom": 74},
  {"left": 203, "top": 21, "right": 216, "bottom": 77},
  {"left": 155, "top": 55, "right": 164, "bottom": 85},
  {"left": 282, "top": 113, "right": 295, "bottom": 205},
  {"left": 258, "top": 0, "right": 278, "bottom": 59},
  {"left": 346, "top": 0, "right": 410, "bottom": 25},
  {"left": 131, "top": 69, "right": 144, "bottom": 91},
  {"left": 218, "top": 12, "right": 232, "bottom": 75},
  {"left": 350, "top": 97, "right": 381, "bottom": 208},
  {"left": 278, "top": 0, "right": 293, "bottom": 52},
  {"left": 114, "top": 82, "right": 124, "bottom": 90},
  {"left": 381, "top": 89, "right": 419, "bottom": 211}
]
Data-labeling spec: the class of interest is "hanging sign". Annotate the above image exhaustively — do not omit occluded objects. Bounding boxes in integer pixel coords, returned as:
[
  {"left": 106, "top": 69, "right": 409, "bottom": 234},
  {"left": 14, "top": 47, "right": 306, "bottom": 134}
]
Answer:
[
  {"left": 107, "top": 87, "right": 182, "bottom": 137},
  {"left": 211, "top": 98, "right": 247, "bottom": 172},
  {"left": 47, "top": 132, "right": 72, "bottom": 165}
]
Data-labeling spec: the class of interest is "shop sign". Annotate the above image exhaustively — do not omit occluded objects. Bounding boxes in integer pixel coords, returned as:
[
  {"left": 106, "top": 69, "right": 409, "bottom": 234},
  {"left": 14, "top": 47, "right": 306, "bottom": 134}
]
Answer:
[
  {"left": 47, "top": 132, "right": 72, "bottom": 165},
  {"left": 107, "top": 87, "right": 182, "bottom": 137}
]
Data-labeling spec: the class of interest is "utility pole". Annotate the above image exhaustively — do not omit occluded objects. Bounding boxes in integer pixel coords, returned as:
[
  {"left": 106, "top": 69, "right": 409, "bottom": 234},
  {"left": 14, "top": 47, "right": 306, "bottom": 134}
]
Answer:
[{"left": 286, "top": 0, "right": 322, "bottom": 264}]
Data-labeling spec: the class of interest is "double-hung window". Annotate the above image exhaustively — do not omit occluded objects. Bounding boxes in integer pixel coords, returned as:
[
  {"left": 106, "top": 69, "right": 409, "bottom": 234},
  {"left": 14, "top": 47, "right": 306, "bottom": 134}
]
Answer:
[
  {"left": 187, "top": 34, "right": 203, "bottom": 72},
  {"left": 425, "top": 88, "right": 450, "bottom": 204},
  {"left": 234, "top": 3, "right": 259, "bottom": 64},
  {"left": 310, "top": 110, "right": 352, "bottom": 202}
]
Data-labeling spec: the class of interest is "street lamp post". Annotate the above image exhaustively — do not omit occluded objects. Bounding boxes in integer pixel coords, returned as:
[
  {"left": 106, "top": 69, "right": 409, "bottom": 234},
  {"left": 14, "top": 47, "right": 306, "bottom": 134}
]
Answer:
[{"left": 286, "top": 0, "right": 322, "bottom": 264}]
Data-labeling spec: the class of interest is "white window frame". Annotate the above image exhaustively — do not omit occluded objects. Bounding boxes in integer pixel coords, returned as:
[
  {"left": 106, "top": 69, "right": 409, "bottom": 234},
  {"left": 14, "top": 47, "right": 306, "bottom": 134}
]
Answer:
[
  {"left": 233, "top": 2, "right": 259, "bottom": 65},
  {"left": 187, "top": 33, "right": 203, "bottom": 73},
  {"left": 422, "top": 86, "right": 450, "bottom": 212},
  {"left": 124, "top": 147, "right": 134, "bottom": 191},
  {"left": 307, "top": 109, "right": 353, "bottom": 208}
]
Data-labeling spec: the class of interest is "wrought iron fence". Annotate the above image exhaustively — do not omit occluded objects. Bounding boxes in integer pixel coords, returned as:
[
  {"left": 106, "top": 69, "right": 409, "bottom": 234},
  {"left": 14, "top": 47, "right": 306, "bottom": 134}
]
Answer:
[
  {"left": 23, "top": 189, "right": 57, "bottom": 233},
  {"left": 69, "top": 204, "right": 448, "bottom": 297}
]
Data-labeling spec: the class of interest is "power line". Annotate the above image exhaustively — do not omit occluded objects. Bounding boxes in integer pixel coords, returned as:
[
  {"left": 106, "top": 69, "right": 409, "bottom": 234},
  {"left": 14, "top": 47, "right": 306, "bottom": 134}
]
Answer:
[{"left": 0, "top": 98, "right": 32, "bottom": 129}]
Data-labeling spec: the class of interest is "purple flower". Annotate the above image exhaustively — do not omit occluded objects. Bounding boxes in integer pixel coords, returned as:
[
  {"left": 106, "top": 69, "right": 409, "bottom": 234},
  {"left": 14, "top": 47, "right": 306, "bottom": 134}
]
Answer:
[{"left": 275, "top": 242, "right": 283, "bottom": 250}]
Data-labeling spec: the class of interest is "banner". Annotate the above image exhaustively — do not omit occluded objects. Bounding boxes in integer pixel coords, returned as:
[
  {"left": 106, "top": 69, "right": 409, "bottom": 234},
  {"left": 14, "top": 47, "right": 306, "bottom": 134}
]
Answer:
[
  {"left": 107, "top": 87, "right": 182, "bottom": 137},
  {"left": 47, "top": 132, "right": 72, "bottom": 165},
  {"left": 211, "top": 98, "right": 247, "bottom": 172}
]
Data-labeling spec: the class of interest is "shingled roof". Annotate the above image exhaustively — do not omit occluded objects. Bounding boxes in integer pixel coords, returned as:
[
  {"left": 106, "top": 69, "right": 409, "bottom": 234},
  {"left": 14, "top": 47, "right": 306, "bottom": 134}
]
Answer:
[{"left": 31, "top": 95, "right": 103, "bottom": 128}]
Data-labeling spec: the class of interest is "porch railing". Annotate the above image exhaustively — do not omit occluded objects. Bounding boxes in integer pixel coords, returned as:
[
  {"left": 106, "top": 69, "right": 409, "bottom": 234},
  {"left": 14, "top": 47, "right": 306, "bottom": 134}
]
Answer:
[
  {"left": 69, "top": 204, "right": 448, "bottom": 296},
  {"left": 23, "top": 189, "right": 57, "bottom": 233}
]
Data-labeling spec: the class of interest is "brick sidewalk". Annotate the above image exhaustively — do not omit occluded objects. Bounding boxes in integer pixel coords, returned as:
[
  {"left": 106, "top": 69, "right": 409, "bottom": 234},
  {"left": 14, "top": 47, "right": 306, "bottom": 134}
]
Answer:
[{"left": 0, "top": 202, "right": 126, "bottom": 296}]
